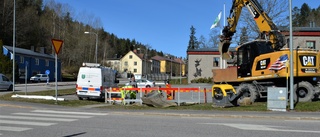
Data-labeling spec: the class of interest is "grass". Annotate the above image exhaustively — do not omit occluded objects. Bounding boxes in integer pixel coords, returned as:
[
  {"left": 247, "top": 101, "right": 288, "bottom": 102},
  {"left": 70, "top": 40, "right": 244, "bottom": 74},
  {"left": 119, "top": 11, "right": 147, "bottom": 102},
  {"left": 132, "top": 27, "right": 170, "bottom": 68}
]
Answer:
[
  {"left": 0, "top": 88, "right": 102, "bottom": 107},
  {"left": 1, "top": 88, "right": 320, "bottom": 112}
]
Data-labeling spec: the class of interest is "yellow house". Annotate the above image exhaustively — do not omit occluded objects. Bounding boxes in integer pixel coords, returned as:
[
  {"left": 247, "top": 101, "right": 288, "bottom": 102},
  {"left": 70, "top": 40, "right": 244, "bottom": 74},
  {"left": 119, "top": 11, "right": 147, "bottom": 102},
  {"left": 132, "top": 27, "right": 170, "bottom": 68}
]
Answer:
[
  {"left": 153, "top": 55, "right": 185, "bottom": 77},
  {"left": 120, "top": 50, "right": 144, "bottom": 75},
  {"left": 120, "top": 50, "right": 185, "bottom": 79}
]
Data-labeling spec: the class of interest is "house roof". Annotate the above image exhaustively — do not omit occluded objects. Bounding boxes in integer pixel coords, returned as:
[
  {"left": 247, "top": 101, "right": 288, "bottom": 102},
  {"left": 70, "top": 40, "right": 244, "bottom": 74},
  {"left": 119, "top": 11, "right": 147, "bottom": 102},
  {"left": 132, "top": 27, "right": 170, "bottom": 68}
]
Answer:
[
  {"left": 279, "top": 27, "right": 320, "bottom": 32},
  {"left": 187, "top": 47, "right": 236, "bottom": 52},
  {"left": 151, "top": 55, "right": 184, "bottom": 64},
  {"left": 3, "top": 45, "right": 55, "bottom": 59}
]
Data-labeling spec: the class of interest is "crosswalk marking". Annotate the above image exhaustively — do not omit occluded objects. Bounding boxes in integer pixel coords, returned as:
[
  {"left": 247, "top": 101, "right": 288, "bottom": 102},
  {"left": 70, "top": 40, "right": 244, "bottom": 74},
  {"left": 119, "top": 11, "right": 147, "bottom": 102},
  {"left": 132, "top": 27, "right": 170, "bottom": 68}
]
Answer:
[
  {"left": 0, "top": 120, "right": 56, "bottom": 126},
  {"left": 0, "top": 115, "right": 77, "bottom": 122},
  {"left": 32, "top": 110, "right": 108, "bottom": 116},
  {"left": 13, "top": 113, "right": 93, "bottom": 118},
  {"left": 0, "top": 126, "right": 32, "bottom": 131},
  {"left": 0, "top": 109, "right": 106, "bottom": 136}
]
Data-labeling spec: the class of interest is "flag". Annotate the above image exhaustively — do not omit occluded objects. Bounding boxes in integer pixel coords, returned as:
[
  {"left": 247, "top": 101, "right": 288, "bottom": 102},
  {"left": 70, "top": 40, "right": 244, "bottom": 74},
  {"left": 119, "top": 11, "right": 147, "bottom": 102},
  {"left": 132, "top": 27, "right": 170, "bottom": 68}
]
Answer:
[
  {"left": 210, "top": 11, "right": 222, "bottom": 29},
  {"left": 269, "top": 54, "right": 288, "bottom": 71}
]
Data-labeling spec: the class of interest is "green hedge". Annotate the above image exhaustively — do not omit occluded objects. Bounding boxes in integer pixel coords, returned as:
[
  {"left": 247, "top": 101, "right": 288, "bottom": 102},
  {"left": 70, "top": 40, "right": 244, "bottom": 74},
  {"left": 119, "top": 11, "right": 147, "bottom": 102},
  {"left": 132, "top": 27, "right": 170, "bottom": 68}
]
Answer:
[{"left": 190, "top": 77, "right": 212, "bottom": 83}]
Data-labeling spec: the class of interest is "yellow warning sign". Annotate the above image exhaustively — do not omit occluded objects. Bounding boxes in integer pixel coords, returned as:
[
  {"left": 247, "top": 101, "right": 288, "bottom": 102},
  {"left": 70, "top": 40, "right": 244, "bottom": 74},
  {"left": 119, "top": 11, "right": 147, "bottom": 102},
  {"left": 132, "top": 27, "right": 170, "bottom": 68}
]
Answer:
[{"left": 51, "top": 39, "right": 63, "bottom": 54}]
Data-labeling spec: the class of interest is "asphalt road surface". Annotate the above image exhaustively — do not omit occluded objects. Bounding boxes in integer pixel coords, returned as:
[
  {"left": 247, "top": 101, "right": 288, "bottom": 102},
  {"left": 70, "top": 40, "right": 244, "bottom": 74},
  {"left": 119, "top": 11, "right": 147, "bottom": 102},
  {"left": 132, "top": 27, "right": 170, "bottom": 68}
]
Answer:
[{"left": 0, "top": 101, "right": 320, "bottom": 137}]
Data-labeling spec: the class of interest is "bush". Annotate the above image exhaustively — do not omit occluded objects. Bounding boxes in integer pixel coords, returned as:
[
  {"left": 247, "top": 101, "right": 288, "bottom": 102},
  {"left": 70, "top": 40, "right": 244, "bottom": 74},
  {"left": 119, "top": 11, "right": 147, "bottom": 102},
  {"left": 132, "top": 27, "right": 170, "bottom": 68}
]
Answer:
[{"left": 190, "top": 77, "right": 212, "bottom": 83}]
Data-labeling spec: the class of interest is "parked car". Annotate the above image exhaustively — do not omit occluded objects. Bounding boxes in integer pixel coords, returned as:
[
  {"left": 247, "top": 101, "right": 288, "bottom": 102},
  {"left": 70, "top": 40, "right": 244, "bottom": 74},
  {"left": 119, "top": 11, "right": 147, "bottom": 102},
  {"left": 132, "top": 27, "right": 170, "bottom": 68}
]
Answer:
[
  {"left": 30, "top": 74, "right": 49, "bottom": 83},
  {"left": 127, "top": 79, "right": 155, "bottom": 88},
  {"left": 0, "top": 73, "right": 13, "bottom": 91}
]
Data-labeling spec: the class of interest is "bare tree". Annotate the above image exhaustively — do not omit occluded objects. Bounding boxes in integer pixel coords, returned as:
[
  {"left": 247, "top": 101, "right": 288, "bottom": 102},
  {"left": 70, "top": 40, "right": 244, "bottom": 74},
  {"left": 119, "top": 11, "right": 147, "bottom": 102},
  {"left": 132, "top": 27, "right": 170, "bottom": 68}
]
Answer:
[
  {"left": 235, "top": 0, "right": 288, "bottom": 43},
  {"left": 208, "top": 29, "right": 220, "bottom": 47}
]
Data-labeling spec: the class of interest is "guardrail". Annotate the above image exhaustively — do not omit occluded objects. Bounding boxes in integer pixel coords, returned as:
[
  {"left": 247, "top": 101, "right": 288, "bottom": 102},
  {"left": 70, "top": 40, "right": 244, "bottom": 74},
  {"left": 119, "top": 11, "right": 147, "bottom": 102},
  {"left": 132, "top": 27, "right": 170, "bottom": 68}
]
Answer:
[{"left": 105, "top": 87, "right": 212, "bottom": 106}]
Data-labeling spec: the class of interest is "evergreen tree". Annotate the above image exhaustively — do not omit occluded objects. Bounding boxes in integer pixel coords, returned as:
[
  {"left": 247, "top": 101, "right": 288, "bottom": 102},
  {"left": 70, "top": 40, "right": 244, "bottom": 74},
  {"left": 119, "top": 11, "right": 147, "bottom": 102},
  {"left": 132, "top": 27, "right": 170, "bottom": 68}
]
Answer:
[
  {"left": 188, "top": 26, "right": 198, "bottom": 49},
  {"left": 300, "top": 3, "right": 311, "bottom": 27}
]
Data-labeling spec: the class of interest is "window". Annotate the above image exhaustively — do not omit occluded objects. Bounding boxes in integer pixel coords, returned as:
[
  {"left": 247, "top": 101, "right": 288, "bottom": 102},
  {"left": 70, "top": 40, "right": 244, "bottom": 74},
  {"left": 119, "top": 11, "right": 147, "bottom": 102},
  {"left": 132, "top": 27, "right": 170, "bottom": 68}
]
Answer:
[
  {"left": 213, "top": 57, "right": 220, "bottom": 67},
  {"left": 45, "top": 60, "right": 49, "bottom": 66},
  {"left": 124, "top": 61, "right": 128, "bottom": 66},
  {"left": 134, "top": 69, "right": 137, "bottom": 73},
  {"left": 35, "top": 58, "right": 39, "bottom": 65},
  {"left": 306, "top": 41, "right": 315, "bottom": 49},
  {"left": 129, "top": 55, "right": 133, "bottom": 59},
  {"left": 20, "top": 56, "right": 24, "bottom": 63},
  {"left": 134, "top": 61, "right": 137, "bottom": 66}
]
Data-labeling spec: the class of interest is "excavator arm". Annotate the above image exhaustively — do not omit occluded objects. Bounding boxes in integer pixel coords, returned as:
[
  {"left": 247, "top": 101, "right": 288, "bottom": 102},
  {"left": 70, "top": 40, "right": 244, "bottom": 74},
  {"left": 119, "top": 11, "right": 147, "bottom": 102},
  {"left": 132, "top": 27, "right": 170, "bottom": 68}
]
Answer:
[{"left": 219, "top": 0, "right": 285, "bottom": 59}]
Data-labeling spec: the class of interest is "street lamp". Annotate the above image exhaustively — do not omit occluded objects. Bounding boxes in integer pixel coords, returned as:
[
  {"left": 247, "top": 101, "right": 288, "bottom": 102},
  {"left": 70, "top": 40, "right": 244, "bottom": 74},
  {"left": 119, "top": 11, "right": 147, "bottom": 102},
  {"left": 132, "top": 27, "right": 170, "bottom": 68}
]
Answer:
[
  {"left": 137, "top": 48, "right": 148, "bottom": 77},
  {"left": 180, "top": 59, "right": 181, "bottom": 84},
  {"left": 84, "top": 31, "right": 98, "bottom": 63},
  {"left": 166, "top": 55, "right": 172, "bottom": 78}
]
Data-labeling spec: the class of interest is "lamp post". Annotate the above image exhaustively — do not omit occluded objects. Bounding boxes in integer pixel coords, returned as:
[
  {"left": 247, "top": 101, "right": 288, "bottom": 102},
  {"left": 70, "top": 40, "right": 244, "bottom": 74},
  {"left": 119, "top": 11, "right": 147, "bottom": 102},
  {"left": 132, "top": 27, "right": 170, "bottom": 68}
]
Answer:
[
  {"left": 166, "top": 55, "right": 172, "bottom": 78},
  {"left": 180, "top": 59, "right": 181, "bottom": 84},
  {"left": 137, "top": 48, "right": 147, "bottom": 77},
  {"left": 84, "top": 31, "right": 98, "bottom": 63}
]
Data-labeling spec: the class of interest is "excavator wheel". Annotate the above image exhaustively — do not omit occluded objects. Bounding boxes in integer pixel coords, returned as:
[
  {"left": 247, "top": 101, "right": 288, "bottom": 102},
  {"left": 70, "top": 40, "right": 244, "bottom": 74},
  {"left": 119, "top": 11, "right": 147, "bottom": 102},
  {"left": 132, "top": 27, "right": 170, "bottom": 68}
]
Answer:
[
  {"left": 237, "top": 84, "right": 258, "bottom": 103},
  {"left": 294, "top": 81, "right": 315, "bottom": 102}
]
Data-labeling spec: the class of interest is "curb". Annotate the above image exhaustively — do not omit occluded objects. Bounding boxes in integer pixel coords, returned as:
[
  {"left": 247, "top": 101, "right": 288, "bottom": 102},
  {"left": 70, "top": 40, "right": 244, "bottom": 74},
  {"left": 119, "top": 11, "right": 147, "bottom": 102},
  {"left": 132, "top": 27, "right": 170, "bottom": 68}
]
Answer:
[{"left": 108, "top": 111, "right": 320, "bottom": 121}]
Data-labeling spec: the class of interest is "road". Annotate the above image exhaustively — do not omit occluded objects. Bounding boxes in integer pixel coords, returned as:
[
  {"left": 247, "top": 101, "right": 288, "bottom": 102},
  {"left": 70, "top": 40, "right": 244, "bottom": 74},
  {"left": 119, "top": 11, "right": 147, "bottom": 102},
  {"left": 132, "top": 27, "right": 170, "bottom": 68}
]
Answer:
[
  {"left": 0, "top": 101, "right": 320, "bottom": 137},
  {"left": 0, "top": 82, "right": 76, "bottom": 96}
]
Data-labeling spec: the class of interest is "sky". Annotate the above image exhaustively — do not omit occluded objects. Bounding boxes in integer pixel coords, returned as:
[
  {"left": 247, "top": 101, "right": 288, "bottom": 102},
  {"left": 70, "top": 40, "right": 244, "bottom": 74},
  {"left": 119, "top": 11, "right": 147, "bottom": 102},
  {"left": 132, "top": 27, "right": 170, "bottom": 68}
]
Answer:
[{"left": 53, "top": 0, "right": 319, "bottom": 58}]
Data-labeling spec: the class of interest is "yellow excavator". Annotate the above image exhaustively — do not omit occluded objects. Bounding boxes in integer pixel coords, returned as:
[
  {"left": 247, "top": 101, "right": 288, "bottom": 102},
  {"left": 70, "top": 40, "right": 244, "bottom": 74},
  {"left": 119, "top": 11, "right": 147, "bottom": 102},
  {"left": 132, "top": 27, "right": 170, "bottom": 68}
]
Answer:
[{"left": 212, "top": 0, "right": 320, "bottom": 106}]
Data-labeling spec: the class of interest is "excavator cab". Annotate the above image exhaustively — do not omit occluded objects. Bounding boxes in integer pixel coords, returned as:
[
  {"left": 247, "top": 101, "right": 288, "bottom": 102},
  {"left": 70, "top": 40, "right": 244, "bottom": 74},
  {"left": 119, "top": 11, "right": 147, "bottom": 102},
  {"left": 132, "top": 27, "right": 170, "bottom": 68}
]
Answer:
[{"left": 236, "top": 40, "right": 274, "bottom": 78}]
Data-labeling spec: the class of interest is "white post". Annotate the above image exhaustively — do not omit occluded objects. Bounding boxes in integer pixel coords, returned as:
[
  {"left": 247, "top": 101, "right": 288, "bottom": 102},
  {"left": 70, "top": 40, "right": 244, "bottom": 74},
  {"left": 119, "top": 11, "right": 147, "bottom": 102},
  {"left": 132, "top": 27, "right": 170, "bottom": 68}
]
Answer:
[
  {"left": 12, "top": 0, "right": 16, "bottom": 93},
  {"left": 178, "top": 87, "right": 180, "bottom": 106},
  {"left": 25, "top": 62, "right": 27, "bottom": 95},
  {"left": 289, "top": 0, "right": 294, "bottom": 110},
  {"left": 55, "top": 53, "right": 58, "bottom": 104}
]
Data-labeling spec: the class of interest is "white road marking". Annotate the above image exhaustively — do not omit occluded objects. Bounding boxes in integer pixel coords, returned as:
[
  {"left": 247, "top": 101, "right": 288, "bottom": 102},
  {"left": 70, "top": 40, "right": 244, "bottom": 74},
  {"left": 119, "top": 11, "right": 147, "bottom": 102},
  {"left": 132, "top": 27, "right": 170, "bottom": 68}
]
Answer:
[
  {"left": 0, "top": 115, "right": 77, "bottom": 122},
  {"left": 0, "top": 126, "right": 32, "bottom": 131},
  {"left": 0, "top": 120, "right": 56, "bottom": 126},
  {"left": 13, "top": 113, "right": 93, "bottom": 118},
  {"left": 199, "top": 123, "right": 320, "bottom": 133},
  {"left": 285, "top": 120, "right": 320, "bottom": 123},
  {"left": 32, "top": 110, "right": 108, "bottom": 116}
]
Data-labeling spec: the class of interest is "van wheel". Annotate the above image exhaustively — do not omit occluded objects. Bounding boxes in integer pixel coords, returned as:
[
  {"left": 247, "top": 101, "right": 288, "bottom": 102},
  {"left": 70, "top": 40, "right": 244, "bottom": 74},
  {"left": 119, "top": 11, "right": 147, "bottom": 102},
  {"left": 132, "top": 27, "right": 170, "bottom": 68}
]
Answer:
[
  {"left": 78, "top": 97, "right": 83, "bottom": 100},
  {"left": 146, "top": 85, "right": 151, "bottom": 88},
  {"left": 38, "top": 79, "right": 41, "bottom": 83}
]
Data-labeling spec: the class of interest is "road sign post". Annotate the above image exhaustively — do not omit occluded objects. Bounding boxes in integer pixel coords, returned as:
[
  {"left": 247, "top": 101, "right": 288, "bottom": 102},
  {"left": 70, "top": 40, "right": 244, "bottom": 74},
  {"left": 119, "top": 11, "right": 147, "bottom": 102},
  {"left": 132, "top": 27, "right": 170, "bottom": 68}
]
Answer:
[{"left": 51, "top": 39, "right": 63, "bottom": 104}]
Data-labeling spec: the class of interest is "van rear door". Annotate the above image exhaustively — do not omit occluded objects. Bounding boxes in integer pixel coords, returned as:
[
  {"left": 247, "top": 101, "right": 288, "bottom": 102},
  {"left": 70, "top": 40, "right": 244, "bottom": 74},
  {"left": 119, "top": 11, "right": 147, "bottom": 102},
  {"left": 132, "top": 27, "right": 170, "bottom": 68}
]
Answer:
[{"left": 76, "top": 67, "right": 102, "bottom": 98}]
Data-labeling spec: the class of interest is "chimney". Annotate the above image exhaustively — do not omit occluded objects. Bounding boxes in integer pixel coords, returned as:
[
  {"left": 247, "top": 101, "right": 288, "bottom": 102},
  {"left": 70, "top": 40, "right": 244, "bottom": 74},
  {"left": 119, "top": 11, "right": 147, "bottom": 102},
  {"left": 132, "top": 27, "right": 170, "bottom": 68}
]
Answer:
[
  {"left": 310, "top": 21, "right": 312, "bottom": 27},
  {"left": 40, "top": 47, "right": 46, "bottom": 54},
  {"left": 133, "top": 49, "right": 137, "bottom": 53},
  {"left": 31, "top": 46, "right": 35, "bottom": 52},
  {"left": 313, "top": 22, "right": 316, "bottom": 27}
]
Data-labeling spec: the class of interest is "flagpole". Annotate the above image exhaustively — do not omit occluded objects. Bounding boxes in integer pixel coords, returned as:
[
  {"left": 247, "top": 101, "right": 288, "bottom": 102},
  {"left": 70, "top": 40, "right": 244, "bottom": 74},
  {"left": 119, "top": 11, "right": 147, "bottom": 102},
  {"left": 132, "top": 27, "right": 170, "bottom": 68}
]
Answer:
[{"left": 223, "top": 3, "right": 226, "bottom": 69}]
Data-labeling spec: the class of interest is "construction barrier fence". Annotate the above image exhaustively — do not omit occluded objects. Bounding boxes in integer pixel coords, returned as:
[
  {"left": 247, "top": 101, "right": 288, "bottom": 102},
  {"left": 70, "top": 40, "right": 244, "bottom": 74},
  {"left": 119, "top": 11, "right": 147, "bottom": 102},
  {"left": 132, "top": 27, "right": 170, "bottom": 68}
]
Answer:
[{"left": 105, "top": 87, "right": 212, "bottom": 106}]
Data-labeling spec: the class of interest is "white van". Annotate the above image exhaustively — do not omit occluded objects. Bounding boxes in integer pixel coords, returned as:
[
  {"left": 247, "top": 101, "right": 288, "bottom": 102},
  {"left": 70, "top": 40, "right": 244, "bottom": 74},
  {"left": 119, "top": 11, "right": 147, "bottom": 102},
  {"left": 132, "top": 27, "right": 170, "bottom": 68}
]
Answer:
[
  {"left": 76, "top": 63, "right": 119, "bottom": 100},
  {"left": 0, "top": 73, "right": 13, "bottom": 91}
]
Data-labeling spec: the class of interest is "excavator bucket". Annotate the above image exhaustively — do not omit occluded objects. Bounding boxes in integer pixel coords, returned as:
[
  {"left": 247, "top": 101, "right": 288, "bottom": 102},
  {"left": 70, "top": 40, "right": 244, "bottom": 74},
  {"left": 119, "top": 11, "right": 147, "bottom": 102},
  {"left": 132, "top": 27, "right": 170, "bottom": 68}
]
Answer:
[
  {"left": 141, "top": 90, "right": 177, "bottom": 108},
  {"left": 218, "top": 40, "right": 231, "bottom": 60}
]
